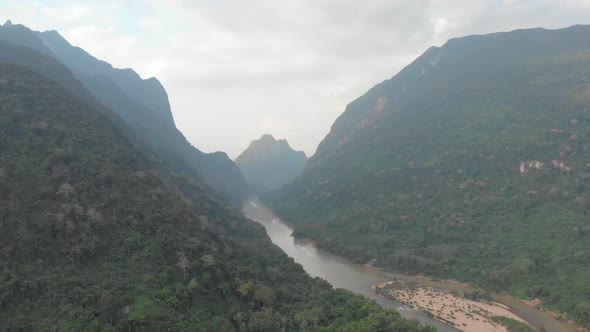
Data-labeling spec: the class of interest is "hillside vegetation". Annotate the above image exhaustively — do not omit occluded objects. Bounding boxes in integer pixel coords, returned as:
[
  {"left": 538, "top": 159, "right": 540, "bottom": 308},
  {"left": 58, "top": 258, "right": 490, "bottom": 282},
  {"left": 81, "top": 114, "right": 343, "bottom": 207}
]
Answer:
[
  {"left": 0, "top": 22, "right": 249, "bottom": 204},
  {"left": 265, "top": 25, "right": 590, "bottom": 328},
  {"left": 0, "top": 63, "right": 436, "bottom": 331}
]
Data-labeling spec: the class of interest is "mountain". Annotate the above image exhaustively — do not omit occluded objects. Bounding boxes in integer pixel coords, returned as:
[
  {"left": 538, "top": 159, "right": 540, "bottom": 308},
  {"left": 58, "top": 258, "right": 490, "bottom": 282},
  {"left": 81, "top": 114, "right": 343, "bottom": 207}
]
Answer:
[
  {"left": 37, "top": 29, "right": 174, "bottom": 126},
  {"left": 0, "top": 21, "right": 52, "bottom": 57},
  {"left": 0, "top": 60, "right": 435, "bottom": 331},
  {"left": 264, "top": 25, "right": 590, "bottom": 328},
  {"left": 236, "top": 134, "right": 307, "bottom": 192},
  {"left": 0, "top": 40, "right": 146, "bottom": 153},
  {"left": 0, "top": 21, "right": 249, "bottom": 204}
]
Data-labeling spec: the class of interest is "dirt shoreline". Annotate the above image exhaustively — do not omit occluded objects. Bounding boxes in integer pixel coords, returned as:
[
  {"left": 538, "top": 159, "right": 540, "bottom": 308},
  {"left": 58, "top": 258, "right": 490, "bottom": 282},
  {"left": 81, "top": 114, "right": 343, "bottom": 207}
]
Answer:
[
  {"left": 372, "top": 280, "right": 532, "bottom": 332},
  {"left": 370, "top": 278, "right": 589, "bottom": 332}
]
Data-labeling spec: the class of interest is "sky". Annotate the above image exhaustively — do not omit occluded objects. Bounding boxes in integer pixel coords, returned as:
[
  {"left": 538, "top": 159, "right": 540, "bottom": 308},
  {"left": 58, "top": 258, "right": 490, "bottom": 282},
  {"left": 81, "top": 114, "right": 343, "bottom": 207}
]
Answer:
[{"left": 1, "top": 0, "right": 589, "bottom": 158}]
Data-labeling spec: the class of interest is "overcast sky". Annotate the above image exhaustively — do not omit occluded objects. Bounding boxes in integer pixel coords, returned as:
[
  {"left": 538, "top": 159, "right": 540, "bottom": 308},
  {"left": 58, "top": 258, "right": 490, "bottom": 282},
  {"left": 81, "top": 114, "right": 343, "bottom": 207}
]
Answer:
[{"left": 1, "top": 0, "right": 589, "bottom": 158}]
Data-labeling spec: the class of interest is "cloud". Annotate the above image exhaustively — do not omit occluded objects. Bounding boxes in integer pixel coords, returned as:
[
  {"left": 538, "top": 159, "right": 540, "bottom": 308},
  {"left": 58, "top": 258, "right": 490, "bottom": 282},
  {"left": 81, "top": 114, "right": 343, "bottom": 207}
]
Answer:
[
  {"left": 61, "top": 24, "right": 139, "bottom": 69},
  {"left": 0, "top": 0, "right": 589, "bottom": 158},
  {"left": 43, "top": 3, "right": 99, "bottom": 23},
  {"left": 139, "top": 15, "right": 162, "bottom": 32}
]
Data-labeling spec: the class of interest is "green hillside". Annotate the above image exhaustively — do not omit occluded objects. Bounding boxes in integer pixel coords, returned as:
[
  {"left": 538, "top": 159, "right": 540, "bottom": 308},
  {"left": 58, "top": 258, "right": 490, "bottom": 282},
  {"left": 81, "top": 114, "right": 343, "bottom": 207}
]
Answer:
[
  {"left": 0, "top": 22, "right": 249, "bottom": 204},
  {"left": 265, "top": 25, "right": 590, "bottom": 328},
  {"left": 0, "top": 64, "right": 435, "bottom": 331}
]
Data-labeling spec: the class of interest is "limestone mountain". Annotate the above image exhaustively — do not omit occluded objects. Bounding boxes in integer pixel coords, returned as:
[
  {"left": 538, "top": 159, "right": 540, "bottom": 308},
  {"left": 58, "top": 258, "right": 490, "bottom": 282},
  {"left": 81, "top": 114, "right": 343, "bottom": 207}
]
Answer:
[
  {"left": 36, "top": 29, "right": 174, "bottom": 126},
  {"left": 236, "top": 134, "right": 307, "bottom": 192},
  {"left": 265, "top": 25, "right": 590, "bottom": 328},
  {"left": 0, "top": 21, "right": 249, "bottom": 204},
  {"left": 0, "top": 58, "right": 434, "bottom": 331}
]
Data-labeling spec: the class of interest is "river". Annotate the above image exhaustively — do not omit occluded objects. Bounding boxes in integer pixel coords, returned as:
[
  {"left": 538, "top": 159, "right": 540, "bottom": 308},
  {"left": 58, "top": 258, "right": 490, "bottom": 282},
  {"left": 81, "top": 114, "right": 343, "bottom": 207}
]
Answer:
[{"left": 243, "top": 199, "right": 577, "bottom": 332}]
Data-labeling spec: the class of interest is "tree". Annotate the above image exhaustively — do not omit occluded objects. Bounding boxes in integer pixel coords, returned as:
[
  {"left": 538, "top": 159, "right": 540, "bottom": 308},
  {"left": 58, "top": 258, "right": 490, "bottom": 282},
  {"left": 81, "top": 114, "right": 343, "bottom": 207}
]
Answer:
[
  {"left": 177, "top": 252, "right": 189, "bottom": 280},
  {"left": 187, "top": 278, "right": 199, "bottom": 293},
  {"left": 574, "top": 302, "right": 590, "bottom": 327},
  {"left": 201, "top": 254, "right": 216, "bottom": 268},
  {"left": 237, "top": 280, "right": 254, "bottom": 298},
  {"left": 247, "top": 308, "right": 282, "bottom": 332},
  {"left": 253, "top": 284, "right": 276, "bottom": 308},
  {"left": 56, "top": 182, "right": 74, "bottom": 200},
  {"left": 98, "top": 294, "right": 119, "bottom": 325}
]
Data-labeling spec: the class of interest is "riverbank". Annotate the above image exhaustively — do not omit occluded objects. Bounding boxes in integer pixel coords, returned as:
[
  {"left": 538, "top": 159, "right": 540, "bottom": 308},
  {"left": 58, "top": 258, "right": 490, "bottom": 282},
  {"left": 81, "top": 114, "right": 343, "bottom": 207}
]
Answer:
[
  {"left": 496, "top": 295, "right": 590, "bottom": 332},
  {"left": 244, "top": 200, "right": 581, "bottom": 332},
  {"left": 372, "top": 280, "right": 533, "bottom": 332}
]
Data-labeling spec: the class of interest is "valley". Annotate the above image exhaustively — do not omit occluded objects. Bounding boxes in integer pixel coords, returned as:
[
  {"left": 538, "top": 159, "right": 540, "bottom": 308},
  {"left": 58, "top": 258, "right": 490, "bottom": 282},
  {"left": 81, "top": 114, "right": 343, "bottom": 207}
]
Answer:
[
  {"left": 1, "top": 5, "right": 589, "bottom": 331},
  {"left": 0, "top": 23, "right": 434, "bottom": 332},
  {"left": 244, "top": 200, "right": 579, "bottom": 332}
]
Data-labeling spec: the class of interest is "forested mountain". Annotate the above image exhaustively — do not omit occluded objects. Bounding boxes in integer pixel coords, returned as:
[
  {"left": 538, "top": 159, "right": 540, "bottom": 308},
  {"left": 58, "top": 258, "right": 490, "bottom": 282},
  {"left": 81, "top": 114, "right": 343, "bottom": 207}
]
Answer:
[
  {"left": 0, "top": 21, "right": 249, "bottom": 204},
  {"left": 0, "top": 39, "right": 142, "bottom": 129},
  {"left": 265, "top": 25, "right": 590, "bottom": 328},
  {"left": 236, "top": 134, "right": 307, "bottom": 192},
  {"left": 0, "top": 63, "right": 436, "bottom": 331}
]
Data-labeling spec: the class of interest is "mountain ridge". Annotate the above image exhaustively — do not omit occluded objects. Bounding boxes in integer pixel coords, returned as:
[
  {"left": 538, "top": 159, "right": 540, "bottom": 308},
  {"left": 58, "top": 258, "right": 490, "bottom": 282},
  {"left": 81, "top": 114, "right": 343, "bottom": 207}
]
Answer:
[
  {"left": 0, "top": 22, "right": 249, "bottom": 204},
  {"left": 312, "top": 24, "right": 590, "bottom": 166},
  {"left": 36, "top": 29, "right": 175, "bottom": 125}
]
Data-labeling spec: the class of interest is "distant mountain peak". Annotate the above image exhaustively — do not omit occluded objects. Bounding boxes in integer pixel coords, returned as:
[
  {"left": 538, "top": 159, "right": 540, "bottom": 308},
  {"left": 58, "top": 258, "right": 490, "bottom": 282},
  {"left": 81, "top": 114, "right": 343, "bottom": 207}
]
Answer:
[
  {"left": 260, "top": 133, "right": 277, "bottom": 141},
  {"left": 236, "top": 135, "right": 307, "bottom": 192},
  {"left": 254, "top": 134, "right": 298, "bottom": 151},
  {"left": 4, "top": 20, "right": 12, "bottom": 27}
]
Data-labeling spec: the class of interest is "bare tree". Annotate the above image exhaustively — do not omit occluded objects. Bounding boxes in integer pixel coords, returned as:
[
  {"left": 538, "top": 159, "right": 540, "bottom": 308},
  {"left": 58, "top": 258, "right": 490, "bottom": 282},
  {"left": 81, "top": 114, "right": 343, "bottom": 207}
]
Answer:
[
  {"left": 177, "top": 251, "right": 189, "bottom": 280},
  {"left": 56, "top": 183, "right": 74, "bottom": 200}
]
